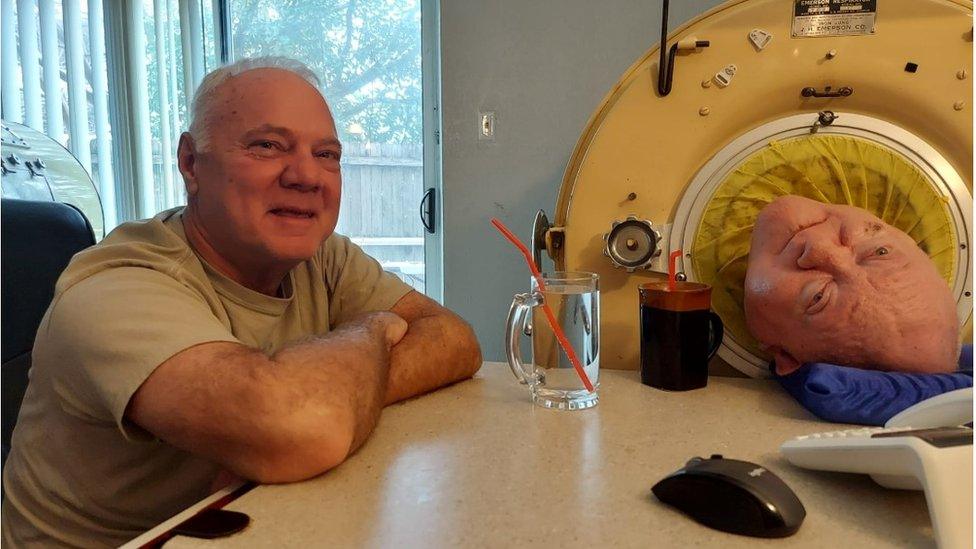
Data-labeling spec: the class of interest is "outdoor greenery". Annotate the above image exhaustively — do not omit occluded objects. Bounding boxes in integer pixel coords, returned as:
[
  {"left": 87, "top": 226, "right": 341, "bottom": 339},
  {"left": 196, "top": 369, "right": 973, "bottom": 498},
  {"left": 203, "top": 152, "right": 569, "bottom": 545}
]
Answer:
[{"left": 229, "top": 0, "right": 422, "bottom": 144}]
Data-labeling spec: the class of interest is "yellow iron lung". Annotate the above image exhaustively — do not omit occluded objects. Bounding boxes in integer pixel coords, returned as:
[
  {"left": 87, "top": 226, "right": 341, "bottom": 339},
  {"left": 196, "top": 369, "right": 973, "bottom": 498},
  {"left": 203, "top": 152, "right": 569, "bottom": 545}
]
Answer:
[
  {"left": 693, "top": 134, "right": 959, "bottom": 362},
  {"left": 546, "top": 0, "right": 973, "bottom": 376}
]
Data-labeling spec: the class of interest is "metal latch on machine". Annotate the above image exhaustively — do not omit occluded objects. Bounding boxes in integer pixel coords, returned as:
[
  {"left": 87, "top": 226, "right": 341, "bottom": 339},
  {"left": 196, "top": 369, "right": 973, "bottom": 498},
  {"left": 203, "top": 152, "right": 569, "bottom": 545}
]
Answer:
[
  {"left": 748, "top": 29, "right": 772, "bottom": 51},
  {"left": 801, "top": 85, "right": 853, "bottom": 98},
  {"left": 713, "top": 64, "right": 738, "bottom": 88},
  {"left": 810, "top": 110, "right": 839, "bottom": 133},
  {"left": 603, "top": 216, "right": 662, "bottom": 272},
  {"left": 531, "top": 209, "right": 566, "bottom": 269}
]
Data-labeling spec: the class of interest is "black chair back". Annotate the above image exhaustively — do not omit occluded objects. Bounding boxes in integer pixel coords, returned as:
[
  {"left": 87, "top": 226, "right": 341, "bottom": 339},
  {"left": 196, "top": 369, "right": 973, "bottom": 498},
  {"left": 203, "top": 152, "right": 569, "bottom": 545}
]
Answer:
[{"left": 1, "top": 198, "right": 96, "bottom": 466}]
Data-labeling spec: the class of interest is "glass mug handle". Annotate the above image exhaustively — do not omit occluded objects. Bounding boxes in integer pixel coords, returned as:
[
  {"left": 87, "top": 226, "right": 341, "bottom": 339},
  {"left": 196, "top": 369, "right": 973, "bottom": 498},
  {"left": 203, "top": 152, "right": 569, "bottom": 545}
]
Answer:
[
  {"left": 706, "top": 311, "right": 725, "bottom": 360},
  {"left": 505, "top": 292, "right": 541, "bottom": 384}
]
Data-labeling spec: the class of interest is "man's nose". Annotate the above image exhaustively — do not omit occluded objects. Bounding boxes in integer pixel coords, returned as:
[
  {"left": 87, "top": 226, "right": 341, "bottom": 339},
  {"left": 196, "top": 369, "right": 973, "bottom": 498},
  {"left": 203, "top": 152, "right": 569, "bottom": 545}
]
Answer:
[
  {"left": 795, "top": 234, "right": 854, "bottom": 275},
  {"left": 279, "top": 151, "right": 325, "bottom": 192}
]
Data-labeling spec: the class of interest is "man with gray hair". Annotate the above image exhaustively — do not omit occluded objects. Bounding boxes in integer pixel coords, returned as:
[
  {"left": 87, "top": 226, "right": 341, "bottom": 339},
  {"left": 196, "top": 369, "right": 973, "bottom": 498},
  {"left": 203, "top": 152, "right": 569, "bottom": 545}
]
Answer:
[{"left": 2, "top": 57, "right": 482, "bottom": 548}]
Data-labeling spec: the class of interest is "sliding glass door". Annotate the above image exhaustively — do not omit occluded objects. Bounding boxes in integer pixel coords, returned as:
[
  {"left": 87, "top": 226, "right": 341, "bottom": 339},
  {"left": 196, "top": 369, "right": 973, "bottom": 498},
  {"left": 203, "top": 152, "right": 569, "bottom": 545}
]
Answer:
[{"left": 2, "top": 0, "right": 440, "bottom": 297}]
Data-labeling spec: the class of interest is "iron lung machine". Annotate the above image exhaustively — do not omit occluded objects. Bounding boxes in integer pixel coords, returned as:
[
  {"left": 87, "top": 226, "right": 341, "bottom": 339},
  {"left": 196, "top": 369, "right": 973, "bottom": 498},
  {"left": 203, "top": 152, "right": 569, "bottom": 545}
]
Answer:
[
  {"left": 1, "top": 120, "right": 105, "bottom": 239},
  {"left": 536, "top": 0, "right": 973, "bottom": 377}
]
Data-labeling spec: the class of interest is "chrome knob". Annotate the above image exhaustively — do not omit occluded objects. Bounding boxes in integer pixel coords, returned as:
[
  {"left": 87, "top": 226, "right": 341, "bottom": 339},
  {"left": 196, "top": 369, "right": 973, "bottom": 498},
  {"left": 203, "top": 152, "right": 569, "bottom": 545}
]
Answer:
[{"left": 603, "top": 216, "right": 661, "bottom": 272}]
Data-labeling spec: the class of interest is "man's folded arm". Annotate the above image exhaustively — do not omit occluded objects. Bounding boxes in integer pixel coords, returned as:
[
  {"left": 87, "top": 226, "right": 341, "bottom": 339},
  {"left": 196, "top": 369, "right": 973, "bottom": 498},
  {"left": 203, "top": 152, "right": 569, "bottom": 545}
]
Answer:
[
  {"left": 384, "top": 290, "right": 483, "bottom": 404},
  {"left": 127, "top": 312, "right": 407, "bottom": 484}
]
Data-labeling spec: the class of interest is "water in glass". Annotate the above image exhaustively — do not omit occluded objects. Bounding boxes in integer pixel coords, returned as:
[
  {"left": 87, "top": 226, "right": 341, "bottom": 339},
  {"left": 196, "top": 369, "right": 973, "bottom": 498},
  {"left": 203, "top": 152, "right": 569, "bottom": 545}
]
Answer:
[{"left": 529, "top": 280, "right": 600, "bottom": 410}]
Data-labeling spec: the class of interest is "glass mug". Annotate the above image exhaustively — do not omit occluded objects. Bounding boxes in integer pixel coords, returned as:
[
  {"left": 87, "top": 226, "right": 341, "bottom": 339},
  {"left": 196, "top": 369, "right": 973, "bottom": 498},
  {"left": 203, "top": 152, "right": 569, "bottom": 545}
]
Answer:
[{"left": 505, "top": 272, "right": 600, "bottom": 410}]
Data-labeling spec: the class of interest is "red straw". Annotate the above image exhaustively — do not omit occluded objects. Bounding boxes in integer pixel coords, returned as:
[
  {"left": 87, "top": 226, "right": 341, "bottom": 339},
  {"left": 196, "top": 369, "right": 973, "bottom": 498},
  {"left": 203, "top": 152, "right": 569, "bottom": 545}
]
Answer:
[
  {"left": 490, "top": 218, "right": 595, "bottom": 393},
  {"left": 668, "top": 249, "right": 682, "bottom": 291}
]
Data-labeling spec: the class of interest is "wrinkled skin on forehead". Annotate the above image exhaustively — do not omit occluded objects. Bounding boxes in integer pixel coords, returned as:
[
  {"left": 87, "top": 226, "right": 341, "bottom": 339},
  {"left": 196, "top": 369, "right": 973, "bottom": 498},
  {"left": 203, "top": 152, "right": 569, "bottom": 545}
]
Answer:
[{"left": 744, "top": 195, "right": 959, "bottom": 376}]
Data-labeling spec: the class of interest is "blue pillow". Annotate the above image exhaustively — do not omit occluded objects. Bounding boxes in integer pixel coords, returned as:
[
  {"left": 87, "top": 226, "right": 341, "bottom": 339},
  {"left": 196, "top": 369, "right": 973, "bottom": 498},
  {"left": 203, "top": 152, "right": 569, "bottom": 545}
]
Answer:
[{"left": 774, "top": 345, "right": 973, "bottom": 426}]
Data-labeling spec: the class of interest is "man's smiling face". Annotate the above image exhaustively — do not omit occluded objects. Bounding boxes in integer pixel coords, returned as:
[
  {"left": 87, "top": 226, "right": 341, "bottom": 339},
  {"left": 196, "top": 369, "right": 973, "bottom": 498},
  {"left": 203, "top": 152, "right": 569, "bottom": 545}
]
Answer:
[
  {"left": 744, "top": 196, "right": 959, "bottom": 375},
  {"left": 187, "top": 68, "right": 343, "bottom": 265}
]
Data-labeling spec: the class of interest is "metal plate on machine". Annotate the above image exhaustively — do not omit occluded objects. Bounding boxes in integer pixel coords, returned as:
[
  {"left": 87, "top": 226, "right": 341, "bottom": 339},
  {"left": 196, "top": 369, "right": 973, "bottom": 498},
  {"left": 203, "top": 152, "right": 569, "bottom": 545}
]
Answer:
[
  {"left": 0, "top": 164, "right": 55, "bottom": 201},
  {"left": 0, "top": 121, "right": 105, "bottom": 238},
  {"left": 792, "top": 0, "right": 876, "bottom": 38}
]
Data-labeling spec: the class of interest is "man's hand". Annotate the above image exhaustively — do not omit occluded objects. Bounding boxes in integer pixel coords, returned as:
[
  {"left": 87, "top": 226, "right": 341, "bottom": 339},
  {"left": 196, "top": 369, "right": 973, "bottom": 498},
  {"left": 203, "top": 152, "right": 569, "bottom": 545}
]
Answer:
[
  {"left": 354, "top": 311, "right": 408, "bottom": 348},
  {"left": 385, "top": 291, "right": 482, "bottom": 404}
]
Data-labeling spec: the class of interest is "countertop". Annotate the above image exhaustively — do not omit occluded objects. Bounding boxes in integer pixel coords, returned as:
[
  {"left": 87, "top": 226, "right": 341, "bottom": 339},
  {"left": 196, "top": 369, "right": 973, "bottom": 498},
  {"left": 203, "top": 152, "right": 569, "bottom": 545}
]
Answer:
[{"left": 147, "top": 363, "right": 936, "bottom": 548}]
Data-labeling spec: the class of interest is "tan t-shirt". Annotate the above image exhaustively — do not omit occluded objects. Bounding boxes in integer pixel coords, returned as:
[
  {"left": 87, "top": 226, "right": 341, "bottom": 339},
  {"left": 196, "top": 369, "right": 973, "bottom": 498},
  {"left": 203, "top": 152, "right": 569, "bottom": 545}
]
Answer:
[{"left": 1, "top": 208, "right": 413, "bottom": 548}]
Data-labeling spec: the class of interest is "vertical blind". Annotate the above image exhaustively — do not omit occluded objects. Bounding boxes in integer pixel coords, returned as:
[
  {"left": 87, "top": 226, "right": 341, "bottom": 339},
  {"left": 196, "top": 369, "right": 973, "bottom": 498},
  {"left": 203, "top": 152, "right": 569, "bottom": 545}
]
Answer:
[{"left": 0, "top": 0, "right": 216, "bottom": 231}]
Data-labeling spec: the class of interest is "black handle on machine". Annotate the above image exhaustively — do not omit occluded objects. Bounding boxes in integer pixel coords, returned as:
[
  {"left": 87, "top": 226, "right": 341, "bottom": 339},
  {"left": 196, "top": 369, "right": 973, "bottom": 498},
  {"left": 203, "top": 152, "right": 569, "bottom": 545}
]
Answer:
[
  {"left": 657, "top": 0, "right": 709, "bottom": 97},
  {"left": 420, "top": 187, "right": 436, "bottom": 234},
  {"left": 658, "top": 0, "right": 673, "bottom": 96},
  {"left": 801, "top": 86, "right": 854, "bottom": 98}
]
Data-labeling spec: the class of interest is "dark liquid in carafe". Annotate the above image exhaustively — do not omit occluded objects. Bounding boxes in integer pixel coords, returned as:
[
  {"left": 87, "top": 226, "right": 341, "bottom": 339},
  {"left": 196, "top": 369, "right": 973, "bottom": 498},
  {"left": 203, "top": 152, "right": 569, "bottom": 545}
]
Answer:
[{"left": 640, "top": 306, "right": 710, "bottom": 390}]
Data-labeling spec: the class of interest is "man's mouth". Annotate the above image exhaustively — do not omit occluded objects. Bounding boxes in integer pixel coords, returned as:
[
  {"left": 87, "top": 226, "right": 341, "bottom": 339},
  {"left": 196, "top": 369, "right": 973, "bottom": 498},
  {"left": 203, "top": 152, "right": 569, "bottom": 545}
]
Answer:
[{"left": 269, "top": 207, "right": 316, "bottom": 219}]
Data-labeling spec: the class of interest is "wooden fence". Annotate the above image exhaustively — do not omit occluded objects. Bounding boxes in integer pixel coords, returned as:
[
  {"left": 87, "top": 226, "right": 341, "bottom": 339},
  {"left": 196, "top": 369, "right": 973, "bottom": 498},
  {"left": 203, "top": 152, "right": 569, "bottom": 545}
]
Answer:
[
  {"left": 336, "top": 142, "right": 423, "bottom": 239},
  {"left": 338, "top": 142, "right": 426, "bottom": 290}
]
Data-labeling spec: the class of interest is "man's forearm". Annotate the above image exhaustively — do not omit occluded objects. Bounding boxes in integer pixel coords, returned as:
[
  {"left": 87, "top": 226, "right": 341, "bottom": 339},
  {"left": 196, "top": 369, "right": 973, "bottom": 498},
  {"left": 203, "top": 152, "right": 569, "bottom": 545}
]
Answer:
[
  {"left": 129, "top": 314, "right": 400, "bottom": 484},
  {"left": 385, "top": 311, "right": 482, "bottom": 405},
  {"left": 271, "top": 317, "right": 391, "bottom": 454}
]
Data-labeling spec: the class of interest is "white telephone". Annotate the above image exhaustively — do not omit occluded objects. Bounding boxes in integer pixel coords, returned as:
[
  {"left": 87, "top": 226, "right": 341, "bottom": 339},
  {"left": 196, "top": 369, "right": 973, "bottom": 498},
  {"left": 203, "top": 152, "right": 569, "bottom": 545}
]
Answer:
[
  {"left": 885, "top": 388, "right": 973, "bottom": 429},
  {"left": 781, "top": 388, "right": 973, "bottom": 549}
]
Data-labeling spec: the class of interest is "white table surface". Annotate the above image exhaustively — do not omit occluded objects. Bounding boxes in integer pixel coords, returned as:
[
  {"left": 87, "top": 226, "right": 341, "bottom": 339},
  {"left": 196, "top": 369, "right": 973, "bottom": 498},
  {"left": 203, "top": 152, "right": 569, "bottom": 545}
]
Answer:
[{"left": 127, "top": 362, "right": 945, "bottom": 548}]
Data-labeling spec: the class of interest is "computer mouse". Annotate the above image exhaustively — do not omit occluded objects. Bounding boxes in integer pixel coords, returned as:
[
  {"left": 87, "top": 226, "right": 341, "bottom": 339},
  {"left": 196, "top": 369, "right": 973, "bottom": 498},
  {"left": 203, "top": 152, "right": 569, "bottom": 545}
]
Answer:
[{"left": 651, "top": 454, "right": 805, "bottom": 538}]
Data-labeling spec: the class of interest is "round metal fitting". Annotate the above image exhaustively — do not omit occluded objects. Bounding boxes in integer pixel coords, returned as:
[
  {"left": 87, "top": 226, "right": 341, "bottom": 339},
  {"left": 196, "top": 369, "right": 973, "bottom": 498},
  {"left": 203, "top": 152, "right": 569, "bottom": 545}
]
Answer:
[{"left": 603, "top": 216, "right": 661, "bottom": 272}]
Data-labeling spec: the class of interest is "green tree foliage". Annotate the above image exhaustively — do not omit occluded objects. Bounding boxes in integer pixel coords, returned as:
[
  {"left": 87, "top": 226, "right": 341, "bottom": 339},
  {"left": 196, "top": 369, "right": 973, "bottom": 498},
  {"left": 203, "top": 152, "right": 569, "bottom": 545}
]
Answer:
[{"left": 229, "top": 0, "right": 422, "bottom": 144}]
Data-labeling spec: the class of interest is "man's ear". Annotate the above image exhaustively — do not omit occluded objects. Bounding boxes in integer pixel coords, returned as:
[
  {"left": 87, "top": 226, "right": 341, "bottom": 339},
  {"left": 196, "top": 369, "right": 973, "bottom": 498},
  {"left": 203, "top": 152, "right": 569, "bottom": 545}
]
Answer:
[
  {"left": 177, "top": 133, "right": 200, "bottom": 196},
  {"left": 771, "top": 347, "right": 803, "bottom": 376}
]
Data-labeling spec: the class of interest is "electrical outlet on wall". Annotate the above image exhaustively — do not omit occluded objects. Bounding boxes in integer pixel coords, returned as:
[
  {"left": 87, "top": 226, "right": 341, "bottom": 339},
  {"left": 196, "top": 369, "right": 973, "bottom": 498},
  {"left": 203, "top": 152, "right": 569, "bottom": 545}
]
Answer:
[{"left": 479, "top": 111, "right": 495, "bottom": 140}]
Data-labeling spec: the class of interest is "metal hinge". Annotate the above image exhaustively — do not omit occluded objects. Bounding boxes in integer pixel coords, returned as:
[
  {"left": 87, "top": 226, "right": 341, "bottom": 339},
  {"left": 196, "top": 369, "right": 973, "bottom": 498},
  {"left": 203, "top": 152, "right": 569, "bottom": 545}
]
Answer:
[{"left": 547, "top": 226, "right": 565, "bottom": 262}]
